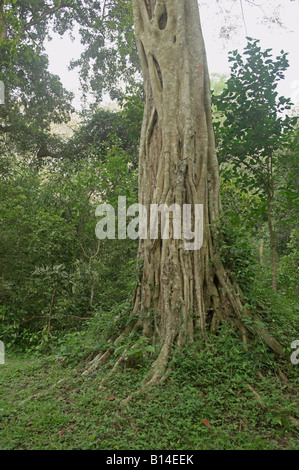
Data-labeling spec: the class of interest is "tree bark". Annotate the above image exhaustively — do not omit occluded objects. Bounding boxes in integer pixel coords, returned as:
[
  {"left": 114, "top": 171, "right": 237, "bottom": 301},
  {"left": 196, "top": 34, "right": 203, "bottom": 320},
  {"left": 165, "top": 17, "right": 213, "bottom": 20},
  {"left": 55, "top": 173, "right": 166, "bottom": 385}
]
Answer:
[
  {"left": 132, "top": 0, "right": 223, "bottom": 372},
  {"left": 128, "top": 0, "right": 284, "bottom": 385},
  {"left": 259, "top": 239, "right": 264, "bottom": 264}
]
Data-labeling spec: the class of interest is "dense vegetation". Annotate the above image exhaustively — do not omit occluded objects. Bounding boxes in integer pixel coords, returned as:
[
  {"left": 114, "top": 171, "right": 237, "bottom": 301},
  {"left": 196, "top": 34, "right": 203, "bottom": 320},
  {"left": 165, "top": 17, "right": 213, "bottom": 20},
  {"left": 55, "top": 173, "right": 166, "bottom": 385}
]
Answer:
[{"left": 0, "top": 0, "right": 298, "bottom": 451}]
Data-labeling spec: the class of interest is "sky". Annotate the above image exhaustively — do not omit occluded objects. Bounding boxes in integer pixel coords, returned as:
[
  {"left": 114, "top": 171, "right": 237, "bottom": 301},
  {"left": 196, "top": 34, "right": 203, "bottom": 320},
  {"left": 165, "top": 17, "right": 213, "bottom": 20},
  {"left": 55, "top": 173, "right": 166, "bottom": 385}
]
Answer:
[{"left": 44, "top": 1, "right": 299, "bottom": 110}]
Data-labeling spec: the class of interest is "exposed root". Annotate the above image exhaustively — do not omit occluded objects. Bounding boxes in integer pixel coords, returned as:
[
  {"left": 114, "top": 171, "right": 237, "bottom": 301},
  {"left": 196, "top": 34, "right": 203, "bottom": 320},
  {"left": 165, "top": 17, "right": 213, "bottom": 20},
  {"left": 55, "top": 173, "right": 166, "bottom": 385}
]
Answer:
[
  {"left": 215, "top": 263, "right": 286, "bottom": 358},
  {"left": 81, "top": 283, "right": 286, "bottom": 396},
  {"left": 246, "top": 384, "right": 267, "bottom": 410},
  {"left": 80, "top": 258, "right": 286, "bottom": 400},
  {"left": 143, "top": 335, "right": 174, "bottom": 387},
  {"left": 81, "top": 350, "right": 112, "bottom": 377},
  {"left": 81, "top": 317, "right": 142, "bottom": 377},
  {"left": 19, "top": 377, "right": 72, "bottom": 406}
]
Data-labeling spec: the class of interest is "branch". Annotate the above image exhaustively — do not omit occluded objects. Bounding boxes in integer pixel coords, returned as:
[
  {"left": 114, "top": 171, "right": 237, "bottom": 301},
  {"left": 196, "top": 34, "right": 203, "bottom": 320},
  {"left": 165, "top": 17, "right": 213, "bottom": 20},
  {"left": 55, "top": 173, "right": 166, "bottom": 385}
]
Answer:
[
  {"left": 20, "top": 2, "right": 70, "bottom": 35},
  {"left": 246, "top": 384, "right": 266, "bottom": 409},
  {"left": 243, "top": 0, "right": 270, "bottom": 22},
  {"left": 240, "top": 0, "right": 248, "bottom": 36}
]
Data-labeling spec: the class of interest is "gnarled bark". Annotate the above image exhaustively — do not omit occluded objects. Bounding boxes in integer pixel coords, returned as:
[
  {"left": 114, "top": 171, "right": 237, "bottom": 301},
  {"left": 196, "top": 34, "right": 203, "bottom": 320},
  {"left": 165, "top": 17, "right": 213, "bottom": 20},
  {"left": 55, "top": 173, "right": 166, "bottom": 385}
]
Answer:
[
  {"left": 83, "top": 0, "right": 284, "bottom": 383},
  {"left": 127, "top": 0, "right": 284, "bottom": 386}
]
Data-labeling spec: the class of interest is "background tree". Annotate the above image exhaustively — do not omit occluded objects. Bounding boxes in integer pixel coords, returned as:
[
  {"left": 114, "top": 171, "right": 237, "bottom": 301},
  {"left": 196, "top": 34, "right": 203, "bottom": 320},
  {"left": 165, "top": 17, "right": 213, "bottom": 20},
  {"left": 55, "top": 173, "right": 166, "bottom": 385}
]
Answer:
[
  {"left": 0, "top": 0, "right": 143, "bottom": 161},
  {"left": 0, "top": 138, "right": 138, "bottom": 347},
  {"left": 0, "top": 0, "right": 76, "bottom": 157},
  {"left": 213, "top": 38, "right": 297, "bottom": 292},
  {"left": 58, "top": 92, "right": 144, "bottom": 165}
]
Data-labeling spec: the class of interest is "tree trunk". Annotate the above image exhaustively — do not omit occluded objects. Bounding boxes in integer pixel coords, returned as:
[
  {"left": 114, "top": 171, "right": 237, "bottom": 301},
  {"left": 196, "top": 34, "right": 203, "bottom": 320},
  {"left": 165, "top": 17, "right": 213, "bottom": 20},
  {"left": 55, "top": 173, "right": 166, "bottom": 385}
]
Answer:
[
  {"left": 128, "top": 0, "right": 284, "bottom": 385},
  {"left": 0, "top": 1, "right": 7, "bottom": 41},
  {"left": 259, "top": 239, "right": 264, "bottom": 264},
  {"left": 267, "top": 200, "right": 278, "bottom": 293},
  {"left": 83, "top": 0, "right": 285, "bottom": 381}
]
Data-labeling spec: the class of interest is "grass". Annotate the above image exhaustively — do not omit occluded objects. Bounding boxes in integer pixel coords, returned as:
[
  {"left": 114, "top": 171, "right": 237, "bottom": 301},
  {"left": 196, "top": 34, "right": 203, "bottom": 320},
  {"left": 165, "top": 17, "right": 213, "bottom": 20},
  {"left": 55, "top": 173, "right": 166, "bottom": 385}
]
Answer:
[{"left": 0, "top": 325, "right": 298, "bottom": 450}]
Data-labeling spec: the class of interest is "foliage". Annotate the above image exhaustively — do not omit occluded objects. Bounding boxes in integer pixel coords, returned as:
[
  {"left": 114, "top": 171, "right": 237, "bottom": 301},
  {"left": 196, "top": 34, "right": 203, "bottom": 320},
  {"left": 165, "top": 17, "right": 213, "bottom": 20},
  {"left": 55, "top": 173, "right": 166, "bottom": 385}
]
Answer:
[
  {"left": 0, "top": 0, "right": 141, "bottom": 158},
  {"left": 213, "top": 38, "right": 297, "bottom": 198},
  {"left": 0, "top": 138, "right": 138, "bottom": 349},
  {"left": 0, "top": 323, "right": 298, "bottom": 450},
  {"left": 213, "top": 38, "right": 298, "bottom": 291},
  {"left": 278, "top": 230, "right": 299, "bottom": 297},
  {"left": 0, "top": 1, "right": 75, "bottom": 155},
  {"left": 68, "top": 0, "right": 140, "bottom": 102},
  {"left": 59, "top": 91, "right": 144, "bottom": 164},
  {"left": 216, "top": 212, "right": 257, "bottom": 290}
]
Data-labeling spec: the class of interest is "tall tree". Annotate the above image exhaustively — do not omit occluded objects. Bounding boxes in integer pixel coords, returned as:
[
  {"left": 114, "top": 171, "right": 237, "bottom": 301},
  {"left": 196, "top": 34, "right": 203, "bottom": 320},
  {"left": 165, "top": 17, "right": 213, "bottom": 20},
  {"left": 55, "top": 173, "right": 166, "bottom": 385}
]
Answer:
[
  {"left": 84, "top": 0, "right": 284, "bottom": 385},
  {"left": 213, "top": 39, "right": 297, "bottom": 293},
  {"left": 0, "top": 0, "right": 142, "bottom": 159},
  {"left": 0, "top": 0, "right": 74, "bottom": 157}
]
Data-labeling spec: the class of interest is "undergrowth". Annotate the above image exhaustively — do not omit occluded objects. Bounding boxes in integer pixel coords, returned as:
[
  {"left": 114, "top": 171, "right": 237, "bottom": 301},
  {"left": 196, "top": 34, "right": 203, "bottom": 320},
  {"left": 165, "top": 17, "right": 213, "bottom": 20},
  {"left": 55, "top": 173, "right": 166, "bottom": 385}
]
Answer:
[{"left": 1, "top": 322, "right": 298, "bottom": 450}]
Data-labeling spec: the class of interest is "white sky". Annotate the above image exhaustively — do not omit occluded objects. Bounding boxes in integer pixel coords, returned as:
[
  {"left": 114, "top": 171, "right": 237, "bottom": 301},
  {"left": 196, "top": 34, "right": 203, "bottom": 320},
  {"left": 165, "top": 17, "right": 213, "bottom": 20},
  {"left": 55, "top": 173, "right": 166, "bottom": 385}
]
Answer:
[{"left": 45, "top": 1, "right": 299, "bottom": 110}]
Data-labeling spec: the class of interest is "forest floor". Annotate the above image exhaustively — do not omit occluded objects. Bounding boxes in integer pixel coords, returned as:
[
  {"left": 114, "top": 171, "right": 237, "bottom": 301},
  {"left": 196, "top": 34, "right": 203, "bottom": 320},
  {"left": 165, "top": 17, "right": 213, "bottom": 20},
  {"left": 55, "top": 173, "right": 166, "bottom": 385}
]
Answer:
[{"left": 1, "top": 331, "right": 298, "bottom": 451}]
